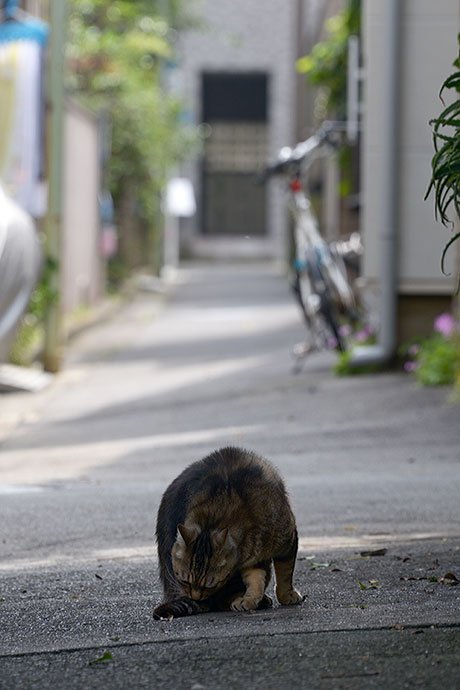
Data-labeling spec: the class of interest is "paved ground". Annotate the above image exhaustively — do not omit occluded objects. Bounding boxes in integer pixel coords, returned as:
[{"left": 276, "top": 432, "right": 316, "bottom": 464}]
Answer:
[{"left": 1, "top": 262, "right": 459, "bottom": 689}]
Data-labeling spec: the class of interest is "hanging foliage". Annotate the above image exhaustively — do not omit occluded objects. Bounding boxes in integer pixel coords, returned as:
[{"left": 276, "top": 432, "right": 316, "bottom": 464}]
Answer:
[
  {"left": 67, "top": 0, "right": 199, "bottom": 271},
  {"left": 296, "top": 0, "right": 360, "bottom": 119},
  {"left": 426, "top": 45, "right": 460, "bottom": 282}
]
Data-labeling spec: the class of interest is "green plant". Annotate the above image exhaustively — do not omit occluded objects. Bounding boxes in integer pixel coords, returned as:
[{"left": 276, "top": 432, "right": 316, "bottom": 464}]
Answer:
[
  {"left": 296, "top": 0, "right": 360, "bottom": 119},
  {"left": 416, "top": 335, "right": 460, "bottom": 386},
  {"left": 296, "top": 0, "right": 360, "bottom": 198},
  {"left": 401, "top": 313, "right": 460, "bottom": 387},
  {"left": 9, "top": 258, "right": 59, "bottom": 365},
  {"left": 426, "top": 41, "right": 460, "bottom": 283},
  {"left": 334, "top": 350, "right": 380, "bottom": 376},
  {"left": 333, "top": 324, "right": 380, "bottom": 375},
  {"left": 67, "top": 0, "right": 199, "bottom": 271}
]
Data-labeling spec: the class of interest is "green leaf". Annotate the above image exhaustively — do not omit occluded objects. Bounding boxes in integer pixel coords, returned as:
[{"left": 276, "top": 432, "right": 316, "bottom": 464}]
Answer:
[
  {"left": 441, "top": 231, "right": 460, "bottom": 274},
  {"left": 296, "top": 55, "right": 314, "bottom": 74},
  {"left": 359, "top": 581, "right": 380, "bottom": 590},
  {"left": 87, "top": 652, "right": 113, "bottom": 666},
  {"left": 310, "top": 561, "right": 332, "bottom": 569}
]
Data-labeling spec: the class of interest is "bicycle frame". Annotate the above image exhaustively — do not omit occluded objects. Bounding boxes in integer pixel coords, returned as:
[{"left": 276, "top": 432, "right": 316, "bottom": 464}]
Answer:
[
  {"left": 261, "top": 121, "right": 357, "bottom": 356},
  {"left": 289, "top": 178, "right": 355, "bottom": 315}
]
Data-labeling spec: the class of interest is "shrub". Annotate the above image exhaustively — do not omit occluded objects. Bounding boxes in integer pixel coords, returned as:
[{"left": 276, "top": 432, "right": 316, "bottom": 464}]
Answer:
[{"left": 402, "top": 313, "right": 460, "bottom": 386}]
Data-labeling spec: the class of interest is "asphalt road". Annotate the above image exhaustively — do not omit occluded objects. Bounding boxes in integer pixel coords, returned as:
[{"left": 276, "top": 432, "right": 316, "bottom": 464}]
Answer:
[{"left": 1, "top": 262, "right": 459, "bottom": 689}]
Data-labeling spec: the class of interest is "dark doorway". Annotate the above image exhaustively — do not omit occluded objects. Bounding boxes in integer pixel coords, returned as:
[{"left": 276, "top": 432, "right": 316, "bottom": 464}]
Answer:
[{"left": 201, "top": 72, "right": 268, "bottom": 237}]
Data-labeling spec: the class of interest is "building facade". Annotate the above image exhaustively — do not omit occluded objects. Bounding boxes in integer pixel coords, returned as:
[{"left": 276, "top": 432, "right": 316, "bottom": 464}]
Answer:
[
  {"left": 178, "top": 0, "right": 300, "bottom": 261},
  {"left": 361, "top": 0, "right": 460, "bottom": 342}
]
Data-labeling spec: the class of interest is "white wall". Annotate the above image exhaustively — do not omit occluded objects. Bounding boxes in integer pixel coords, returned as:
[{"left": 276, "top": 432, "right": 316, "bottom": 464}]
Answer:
[
  {"left": 362, "top": 0, "right": 459, "bottom": 294},
  {"left": 62, "top": 101, "right": 102, "bottom": 314}
]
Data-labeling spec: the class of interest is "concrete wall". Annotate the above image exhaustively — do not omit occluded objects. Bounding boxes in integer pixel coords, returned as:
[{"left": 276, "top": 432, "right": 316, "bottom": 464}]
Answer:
[
  {"left": 61, "top": 101, "right": 103, "bottom": 314},
  {"left": 362, "top": 0, "right": 459, "bottom": 298},
  {"left": 178, "top": 0, "right": 299, "bottom": 261}
]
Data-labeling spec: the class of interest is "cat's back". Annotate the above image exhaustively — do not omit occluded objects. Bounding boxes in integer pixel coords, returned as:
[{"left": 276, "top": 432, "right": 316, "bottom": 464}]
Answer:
[
  {"left": 184, "top": 446, "right": 288, "bottom": 520},
  {"left": 196, "top": 446, "right": 283, "bottom": 493},
  {"left": 161, "top": 447, "right": 284, "bottom": 510}
]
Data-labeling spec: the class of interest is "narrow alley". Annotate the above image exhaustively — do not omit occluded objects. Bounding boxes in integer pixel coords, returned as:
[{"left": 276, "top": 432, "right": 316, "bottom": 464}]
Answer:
[{"left": 1, "top": 263, "right": 459, "bottom": 688}]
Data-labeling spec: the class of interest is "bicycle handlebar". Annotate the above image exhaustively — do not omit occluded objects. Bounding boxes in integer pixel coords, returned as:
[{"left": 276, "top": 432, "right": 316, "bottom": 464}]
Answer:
[{"left": 257, "top": 120, "right": 346, "bottom": 183}]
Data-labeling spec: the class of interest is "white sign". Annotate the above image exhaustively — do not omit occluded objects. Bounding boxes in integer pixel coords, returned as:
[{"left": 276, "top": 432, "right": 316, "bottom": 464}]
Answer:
[{"left": 165, "top": 178, "right": 196, "bottom": 217}]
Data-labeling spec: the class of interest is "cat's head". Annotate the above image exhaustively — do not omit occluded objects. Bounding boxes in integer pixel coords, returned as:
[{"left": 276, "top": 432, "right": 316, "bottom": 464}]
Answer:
[{"left": 171, "top": 523, "right": 238, "bottom": 601}]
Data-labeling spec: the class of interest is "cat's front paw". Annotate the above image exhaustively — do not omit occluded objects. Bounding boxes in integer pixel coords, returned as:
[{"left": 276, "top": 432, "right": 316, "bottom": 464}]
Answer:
[
  {"left": 230, "top": 595, "right": 260, "bottom": 612},
  {"left": 153, "top": 603, "right": 175, "bottom": 620},
  {"left": 276, "top": 587, "right": 304, "bottom": 605}
]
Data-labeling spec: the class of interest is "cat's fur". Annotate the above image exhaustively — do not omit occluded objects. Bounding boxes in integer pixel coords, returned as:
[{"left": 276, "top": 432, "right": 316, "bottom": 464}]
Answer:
[{"left": 153, "top": 446, "right": 303, "bottom": 619}]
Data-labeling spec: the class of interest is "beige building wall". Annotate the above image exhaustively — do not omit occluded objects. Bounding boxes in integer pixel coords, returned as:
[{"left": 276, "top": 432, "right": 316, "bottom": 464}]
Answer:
[
  {"left": 61, "top": 101, "right": 103, "bottom": 315},
  {"left": 362, "top": 0, "right": 459, "bottom": 299}
]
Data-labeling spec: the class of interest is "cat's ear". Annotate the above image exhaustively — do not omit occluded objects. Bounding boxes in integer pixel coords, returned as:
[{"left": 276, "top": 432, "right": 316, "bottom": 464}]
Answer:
[
  {"left": 213, "top": 528, "right": 230, "bottom": 550},
  {"left": 177, "top": 523, "right": 199, "bottom": 546}
]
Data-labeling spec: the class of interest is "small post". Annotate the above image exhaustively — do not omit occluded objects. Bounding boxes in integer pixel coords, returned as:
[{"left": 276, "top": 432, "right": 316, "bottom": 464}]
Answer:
[{"left": 42, "top": 0, "right": 67, "bottom": 372}]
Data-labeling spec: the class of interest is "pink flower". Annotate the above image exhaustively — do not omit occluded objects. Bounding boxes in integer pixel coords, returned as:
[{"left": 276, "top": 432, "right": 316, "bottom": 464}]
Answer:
[
  {"left": 433, "top": 313, "right": 458, "bottom": 338},
  {"left": 327, "top": 337, "right": 338, "bottom": 349},
  {"left": 355, "top": 328, "right": 370, "bottom": 343},
  {"left": 338, "top": 324, "right": 352, "bottom": 337},
  {"left": 404, "top": 361, "right": 418, "bottom": 373},
  {"left": 408, "top": 344, "right": 420, "bottom": 357}
]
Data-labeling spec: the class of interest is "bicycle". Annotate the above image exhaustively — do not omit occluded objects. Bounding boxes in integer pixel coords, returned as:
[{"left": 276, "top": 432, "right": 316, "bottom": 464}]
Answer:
[{"left": 260, "top": 121, "right": 360, "bottom": 363}]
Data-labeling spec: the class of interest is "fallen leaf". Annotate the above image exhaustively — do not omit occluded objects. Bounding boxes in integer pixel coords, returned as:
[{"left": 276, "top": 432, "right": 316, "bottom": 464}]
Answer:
[
  {"left": 443, "top": 572, "right": 459, "bottom": 582},
  {"left": 360, "top": 548, "right": 387, "bottom": 557},
  {"left": 345, "top": 556, "right": 369, "bottom": 561},
  {"left": 344, "top": 525, "right": 357, "bottom": 531},
  {"left": 310, "top": 561, "right": 332, "bottom": 569},
  {"left": 359, "top": 581, "right": 380, "bottom": 591},
  {"left": 440, "top": 572, "right": 459, "bottom": 585},
  {"left": 87, "top": 652, "right": 113, "bottom": 666}
]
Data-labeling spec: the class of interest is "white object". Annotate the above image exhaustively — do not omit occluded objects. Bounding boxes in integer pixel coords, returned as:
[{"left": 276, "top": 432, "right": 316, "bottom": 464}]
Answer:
[
  {"left": 0, "top": 40, "right": 46, "bottom": 217},
  {"left": 0, "top": 183, "right": 42, "bottom": 362},
  {"left": 165, "top": 178, "right": 196, "bottom": 217}
]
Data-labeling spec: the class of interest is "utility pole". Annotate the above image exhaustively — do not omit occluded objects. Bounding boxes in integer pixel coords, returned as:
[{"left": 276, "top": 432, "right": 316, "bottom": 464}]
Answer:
[
  {"left": 43, "top": 0, "right": 67, "bottom": 373},
  {"left": 295, "top": 0, "right": 306, "bottom": 142}
]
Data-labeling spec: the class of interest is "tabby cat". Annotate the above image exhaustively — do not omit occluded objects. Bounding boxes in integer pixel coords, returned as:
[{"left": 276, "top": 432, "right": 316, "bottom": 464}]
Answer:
[{"left": 153, "top": 446, "right": 303, "bottom": 619}]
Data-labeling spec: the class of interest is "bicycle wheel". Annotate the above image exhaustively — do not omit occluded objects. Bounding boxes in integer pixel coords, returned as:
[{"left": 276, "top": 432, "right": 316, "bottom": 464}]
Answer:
[
  {"left": 290, "top": 270, "right": 312, "bottom": 327},
  {"left": 306, "top": 260, "right": 347, "bottom": 352},
  {"left": 319, "top": 294, "right": 346, "bottom": 351}
]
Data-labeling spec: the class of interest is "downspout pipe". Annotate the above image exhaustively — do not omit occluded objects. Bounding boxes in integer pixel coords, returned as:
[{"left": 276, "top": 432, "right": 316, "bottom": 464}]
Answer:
[{"left": 350, "top": 0, "right": 401, "bottom": 367}]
